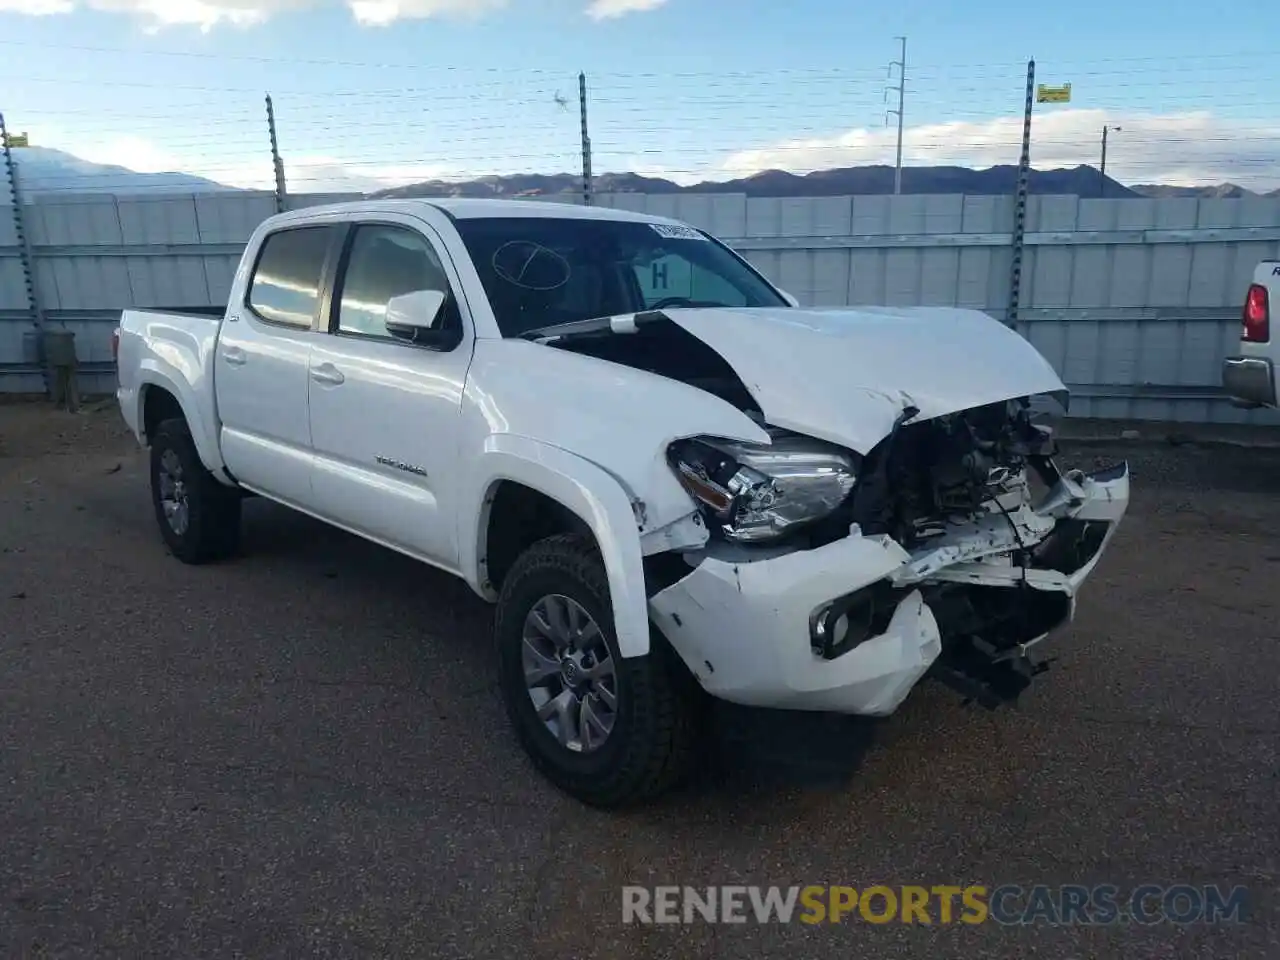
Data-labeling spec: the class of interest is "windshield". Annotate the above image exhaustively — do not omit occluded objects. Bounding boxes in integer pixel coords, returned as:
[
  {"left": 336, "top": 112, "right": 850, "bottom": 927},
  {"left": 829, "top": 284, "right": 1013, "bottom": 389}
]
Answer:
[{"left": 451, "top": 216, "right": 788, "bottom": 338}]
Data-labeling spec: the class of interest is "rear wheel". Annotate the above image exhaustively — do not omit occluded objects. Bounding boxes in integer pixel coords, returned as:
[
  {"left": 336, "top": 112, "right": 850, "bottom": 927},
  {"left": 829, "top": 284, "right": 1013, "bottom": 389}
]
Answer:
[
  {"left": 495, "top": 534, "right": 698, "bottom": 808},
  {"left": 149, "top": 418, "right": 241, "bottom": 564}
]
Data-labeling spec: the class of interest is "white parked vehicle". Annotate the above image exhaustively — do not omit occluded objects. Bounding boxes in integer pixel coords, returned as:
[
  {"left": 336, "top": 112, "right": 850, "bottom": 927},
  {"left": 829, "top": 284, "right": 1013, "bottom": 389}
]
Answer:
[
  {"left": 1222, "top": 260, "right": 1279, "bottom": 409},
  {"left": 114, "top": 199, "right": 1131, "bottom": 807}
]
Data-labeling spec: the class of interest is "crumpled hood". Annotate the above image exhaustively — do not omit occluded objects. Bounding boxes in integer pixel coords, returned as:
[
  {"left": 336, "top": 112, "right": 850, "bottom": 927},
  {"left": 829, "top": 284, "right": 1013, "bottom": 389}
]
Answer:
[{"left": 663, "top": 305, "right": 1067, "bottom": 453}]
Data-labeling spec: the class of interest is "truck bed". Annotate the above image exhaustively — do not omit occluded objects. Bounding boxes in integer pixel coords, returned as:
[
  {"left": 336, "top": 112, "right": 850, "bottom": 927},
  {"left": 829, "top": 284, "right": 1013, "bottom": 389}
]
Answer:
[
  {"left": 129, "top": 306, "right": 225, "bottom": 319},
  {"left": 115, "top": 307, "right": 228, "bottom": 472}
]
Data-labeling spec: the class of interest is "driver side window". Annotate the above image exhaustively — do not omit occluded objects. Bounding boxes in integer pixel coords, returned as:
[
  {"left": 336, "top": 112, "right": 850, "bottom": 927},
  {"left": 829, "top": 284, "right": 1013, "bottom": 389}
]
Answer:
[
  {"left": 632, "top": 252, "right": 751, "bottom": 308},
  {"left": 335, "top": 223, "right": 459, "bottom": 340}
]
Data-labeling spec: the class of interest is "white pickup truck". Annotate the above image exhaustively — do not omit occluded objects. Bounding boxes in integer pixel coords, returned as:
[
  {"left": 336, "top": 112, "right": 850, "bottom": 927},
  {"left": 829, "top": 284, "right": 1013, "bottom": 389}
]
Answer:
[
  {"left": 115, "top": 198, "right": 1130, "bottom": 807},
  {"left": 1222, "top": 260, "right": 1278, "bottom": 409}
]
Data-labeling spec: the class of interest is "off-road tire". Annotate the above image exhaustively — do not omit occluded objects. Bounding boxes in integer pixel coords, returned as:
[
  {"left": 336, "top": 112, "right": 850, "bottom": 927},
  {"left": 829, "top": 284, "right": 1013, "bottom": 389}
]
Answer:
[
  {"left": 149, "top": 417, "right": 242, "bottom": 564},
  {"left": 495, "top": 534, "right": 698, "bottom": 808}
]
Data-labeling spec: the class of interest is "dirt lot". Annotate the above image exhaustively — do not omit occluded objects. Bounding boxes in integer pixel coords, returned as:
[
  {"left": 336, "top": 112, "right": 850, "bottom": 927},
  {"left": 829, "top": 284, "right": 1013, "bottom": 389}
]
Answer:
[{"left": 1, "top": 400, "right": 1277, "bottom": 959}]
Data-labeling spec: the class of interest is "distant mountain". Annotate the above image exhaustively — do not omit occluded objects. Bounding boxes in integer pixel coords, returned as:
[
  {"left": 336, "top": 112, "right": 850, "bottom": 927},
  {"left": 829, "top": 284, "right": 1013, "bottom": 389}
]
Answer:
[
  {"left": 374, "top": 164, "right": 1138, "bottom": 200},
  {"left": 1132, "top": 183, "right": 1254, "bottom": 199},
  {"left": 5, "top": 147, "right": 1277, "bottom": 202},
  {"left": 1131, "top": 183, "right": 1280, "bottom": 199},
  {"left": 8, "top": 147, "right": 234, "bottom": 196},
  {"left": 374, "top": 171, "right": 682, "bottom": 200}
]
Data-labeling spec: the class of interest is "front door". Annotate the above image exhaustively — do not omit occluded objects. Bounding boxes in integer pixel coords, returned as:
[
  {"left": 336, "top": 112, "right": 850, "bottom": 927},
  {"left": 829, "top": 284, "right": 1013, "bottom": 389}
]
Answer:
[
  {"left": 306, "top": 217, "right": 475, "bottom": 571},
  {"left": 215, "top": 223, "right": 340, "bottom": 509}
]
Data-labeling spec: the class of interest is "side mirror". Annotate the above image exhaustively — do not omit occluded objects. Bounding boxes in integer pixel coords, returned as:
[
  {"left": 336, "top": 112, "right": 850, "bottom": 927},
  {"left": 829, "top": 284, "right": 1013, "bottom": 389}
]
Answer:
[
  {"left": 779, "top": 289, "right": 800, "bottom": 308},
  {"left": 385, "top": 289, "right": 447, "bottom": 344}
]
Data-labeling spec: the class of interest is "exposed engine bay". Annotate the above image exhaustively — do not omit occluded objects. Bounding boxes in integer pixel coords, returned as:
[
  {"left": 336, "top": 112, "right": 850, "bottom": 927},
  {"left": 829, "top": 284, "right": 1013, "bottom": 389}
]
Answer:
[{"left": 847, "top": 397, "right": 1060, "bottom": 549}]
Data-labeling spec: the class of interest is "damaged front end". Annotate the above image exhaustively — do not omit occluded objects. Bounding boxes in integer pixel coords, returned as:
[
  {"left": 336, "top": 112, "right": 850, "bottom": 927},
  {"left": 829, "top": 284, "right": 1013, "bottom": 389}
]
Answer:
[
  {"left": 841, "top": 396, "right": 1127, "bottom": 708},
  {"left": 648, "top": 395, "right": 1130, "bottom": 716}
]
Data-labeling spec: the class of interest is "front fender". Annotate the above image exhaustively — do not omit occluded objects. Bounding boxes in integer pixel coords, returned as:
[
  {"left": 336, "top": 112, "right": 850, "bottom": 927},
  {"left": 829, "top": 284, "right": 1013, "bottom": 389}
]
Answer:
[{"left": 458, "top": 434, "right": 652, "bottom": 659}]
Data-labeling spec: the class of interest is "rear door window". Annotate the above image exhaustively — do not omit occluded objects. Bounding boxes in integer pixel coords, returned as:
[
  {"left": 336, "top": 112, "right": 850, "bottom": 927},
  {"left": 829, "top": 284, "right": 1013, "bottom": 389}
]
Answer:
[{"left": 246, "top": 226, "right": 335, "bottom": 328}]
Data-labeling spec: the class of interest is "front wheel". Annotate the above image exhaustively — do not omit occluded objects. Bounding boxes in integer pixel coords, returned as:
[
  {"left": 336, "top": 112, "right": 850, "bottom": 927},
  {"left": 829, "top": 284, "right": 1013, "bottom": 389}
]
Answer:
[
  {"left": 149, "top": 418, "right": 242, "bottom": 564},
  {"left": 495, "top": 534, "right": 698, "bottom": 808}
]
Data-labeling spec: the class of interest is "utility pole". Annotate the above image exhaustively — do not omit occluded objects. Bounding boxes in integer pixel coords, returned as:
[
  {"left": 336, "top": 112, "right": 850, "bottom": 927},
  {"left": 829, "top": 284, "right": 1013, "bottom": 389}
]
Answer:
[
  {"left": 578, "top": 72, "right": 593, "bottom": 206},
  {"left": 1099, "top": 124, "right": 1121, "bottom": 198},
  {"left": 1, "top": 111, "right": 46, "bottom": 394},
  {"left": 1006, "top": 59, "right": 1035, "bottom": 328},
  {"left": 265, "top": 94, "right": 287, "bottom": 212},
  {"left": 887, "top": 36, "right": 907, "bottom": 195}
]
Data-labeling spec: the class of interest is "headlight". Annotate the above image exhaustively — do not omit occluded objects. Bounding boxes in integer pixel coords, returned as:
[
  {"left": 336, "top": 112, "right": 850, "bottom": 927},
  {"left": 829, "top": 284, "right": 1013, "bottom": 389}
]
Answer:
[{"left": 667, "top": 431, "right": 859, "bottom": 543}]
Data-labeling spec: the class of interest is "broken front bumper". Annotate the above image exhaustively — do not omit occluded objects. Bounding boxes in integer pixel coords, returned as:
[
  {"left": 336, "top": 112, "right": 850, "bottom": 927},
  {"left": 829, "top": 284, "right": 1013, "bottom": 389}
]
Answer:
[{"left": 648, "top": 462, "right": 1130, "bottom": 716}]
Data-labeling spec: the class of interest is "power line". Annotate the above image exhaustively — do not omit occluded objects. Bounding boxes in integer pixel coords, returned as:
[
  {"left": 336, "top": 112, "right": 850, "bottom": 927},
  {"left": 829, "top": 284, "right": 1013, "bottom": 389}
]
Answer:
[
  {"left": 2, "top": 36, "right": 1278, "bottom": 75},
  {"left": 6, "top": 50, "right": 1280, "bottom": 195},
  {"left": 10, "top": 54, "right": 1280, "bottom": 97}
]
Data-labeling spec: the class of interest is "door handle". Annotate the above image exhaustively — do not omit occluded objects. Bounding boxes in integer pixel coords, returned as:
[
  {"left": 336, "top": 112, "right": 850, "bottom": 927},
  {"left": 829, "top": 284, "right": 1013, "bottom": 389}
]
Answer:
[
  {"left": 222, "top": 346, "right": 247, "bottom": 366},
  {"left": 310, "top": 363, "right": 345, "bottom": 386}
]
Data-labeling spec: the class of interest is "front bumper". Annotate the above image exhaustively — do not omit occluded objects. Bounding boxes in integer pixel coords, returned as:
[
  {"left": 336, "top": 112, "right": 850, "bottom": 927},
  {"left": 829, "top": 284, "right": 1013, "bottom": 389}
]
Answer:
[
  {"left": 648, "top": 462, "right": 1130, "bottom": 716},
  {"left": 1222, "top": 356, "right": 1276, "bottom": 408}
]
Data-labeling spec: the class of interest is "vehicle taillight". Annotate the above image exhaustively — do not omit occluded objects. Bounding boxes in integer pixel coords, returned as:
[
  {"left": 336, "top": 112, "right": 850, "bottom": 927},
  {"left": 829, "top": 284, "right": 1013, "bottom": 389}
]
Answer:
[{"left": 1243, "top": 284, "right": 1270, "bottom": 343}]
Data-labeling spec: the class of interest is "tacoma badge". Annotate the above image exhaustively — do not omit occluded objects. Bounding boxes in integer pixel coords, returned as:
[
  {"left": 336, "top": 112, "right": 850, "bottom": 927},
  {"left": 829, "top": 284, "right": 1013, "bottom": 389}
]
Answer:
[{"left": 375, "top": 455, "right": 428, "bottom": 477}]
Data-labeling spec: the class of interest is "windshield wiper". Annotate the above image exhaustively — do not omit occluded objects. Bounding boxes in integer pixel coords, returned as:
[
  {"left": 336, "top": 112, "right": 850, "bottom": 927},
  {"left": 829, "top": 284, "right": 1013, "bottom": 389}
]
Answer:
[
  {"left": 519, "top": 310, "right": 669, "bottom": 343},
  {"left": 519, "top": 316, "right": 613, "bottom": 342}
]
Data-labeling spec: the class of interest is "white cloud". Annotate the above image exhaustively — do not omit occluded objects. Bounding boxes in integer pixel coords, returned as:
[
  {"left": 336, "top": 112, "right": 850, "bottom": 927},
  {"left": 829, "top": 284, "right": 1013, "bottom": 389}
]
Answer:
[
  {"left": 585, "top": 0, "right": 667, "bottom": 18},
  {"left": 260, "top": 156, "right": 461, "bottom": 192},
  {"left": 71, "top": 134, "right": 189, "bottom": 173},
  {"left": 83, "top": 0, "right": 296, "bottom": 30},
  {"left": 20, "top": 122, "right": 461, "bottom": 193},
  {"left": 1, "top": 0, "right": 295, "bottom": 24},
  {"left": 718, "top": 109, "right": 1280, "bottom": 191},
  {"left": 605, "top": 156, "right": 701, "bottom": 186},
  {"left": 348, "top": 0, "right": 505, "bottom": 24},
  {"left": 107, "top": 147, "right": 462, "bottom": 193},
  {"left": 0, "top": 0, "right": 658, "bottom": 26},
  {"left": 0, "top": 0, "right": 73, "bottom": 12}
]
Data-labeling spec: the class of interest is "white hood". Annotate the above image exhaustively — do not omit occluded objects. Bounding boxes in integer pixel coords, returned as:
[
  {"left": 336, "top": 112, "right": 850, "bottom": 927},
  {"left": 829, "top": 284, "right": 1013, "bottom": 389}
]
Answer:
[{"left": 663, "top": 305, "right": 1067, "bottom": 453}]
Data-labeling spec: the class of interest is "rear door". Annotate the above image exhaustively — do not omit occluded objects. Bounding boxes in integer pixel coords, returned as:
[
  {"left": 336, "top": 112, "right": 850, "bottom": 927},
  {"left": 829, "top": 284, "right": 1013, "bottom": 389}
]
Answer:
[
  {"left": 306, "top": 214, "right": 475, "bottom": 570},
  {"left": 215, "top": 223, "right": 341, "bottom": 508}
]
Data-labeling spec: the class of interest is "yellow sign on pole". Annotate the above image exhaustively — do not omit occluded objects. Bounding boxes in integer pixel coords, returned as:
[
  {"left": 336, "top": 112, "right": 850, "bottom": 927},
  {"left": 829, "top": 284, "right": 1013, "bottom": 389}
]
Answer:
[
  {"left": 3, "top": 131, "right": 29, "bottom": 148},
  {"left": 1036, "top": 83, "right": 1071, "bottom": 104}
]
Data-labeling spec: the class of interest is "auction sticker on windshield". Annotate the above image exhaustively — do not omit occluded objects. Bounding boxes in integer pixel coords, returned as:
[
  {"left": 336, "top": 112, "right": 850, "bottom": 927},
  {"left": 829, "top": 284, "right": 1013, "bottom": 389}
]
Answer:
[{"left": 650, "top": 223, "right": 707, "bottom": 241}]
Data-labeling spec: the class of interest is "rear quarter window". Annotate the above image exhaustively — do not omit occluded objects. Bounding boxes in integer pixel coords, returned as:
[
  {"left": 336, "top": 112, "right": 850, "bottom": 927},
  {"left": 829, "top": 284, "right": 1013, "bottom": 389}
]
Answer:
[{"left": 247, "top": 226, "right": 335, "bottom": 328}]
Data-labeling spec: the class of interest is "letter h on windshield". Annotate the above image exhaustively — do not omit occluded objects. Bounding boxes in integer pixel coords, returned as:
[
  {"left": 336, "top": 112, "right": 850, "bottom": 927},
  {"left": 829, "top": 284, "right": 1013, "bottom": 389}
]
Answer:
[{"left": 651, "top": 261, "right": 668, "bottom": 290}]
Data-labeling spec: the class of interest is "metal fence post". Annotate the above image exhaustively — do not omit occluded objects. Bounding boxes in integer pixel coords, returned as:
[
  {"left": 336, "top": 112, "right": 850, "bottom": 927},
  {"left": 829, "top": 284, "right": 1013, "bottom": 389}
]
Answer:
[
  {"left": 266, "top": 94, "right": 287, "bottom": 213},
  {"left": 1006, "top": 59, "right": 1034, "bottom": 328},
  {"left": 578, "top": 72, "right": 593, "bottom": 206},
  {"left": 1, "top": 112, "right": 47, "bottom": 395}
]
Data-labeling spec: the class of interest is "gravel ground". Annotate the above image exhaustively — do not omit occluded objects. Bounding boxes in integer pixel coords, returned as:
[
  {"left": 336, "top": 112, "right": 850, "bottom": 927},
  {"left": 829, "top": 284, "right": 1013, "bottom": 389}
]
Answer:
[{"left": 1, "top": 400, "right": 1277, "bottom": 959}]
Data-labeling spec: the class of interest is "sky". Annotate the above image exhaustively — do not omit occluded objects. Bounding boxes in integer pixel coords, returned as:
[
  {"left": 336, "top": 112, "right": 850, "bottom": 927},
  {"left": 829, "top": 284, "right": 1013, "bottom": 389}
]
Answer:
[{"left": 1, "top": 0, "right": 1278, "bottom": 194}]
